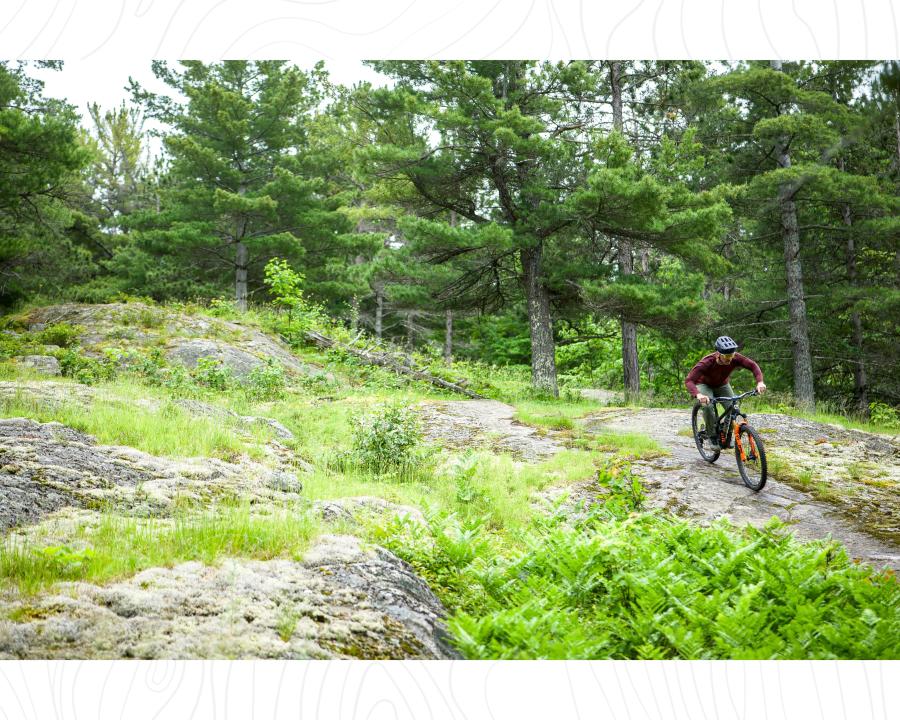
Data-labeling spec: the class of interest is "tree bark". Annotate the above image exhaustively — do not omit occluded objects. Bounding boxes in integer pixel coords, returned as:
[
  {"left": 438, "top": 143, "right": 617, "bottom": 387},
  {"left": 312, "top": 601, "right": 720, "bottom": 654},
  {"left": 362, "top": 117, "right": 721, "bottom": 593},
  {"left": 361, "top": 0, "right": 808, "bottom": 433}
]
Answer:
[
  {"left": 405, "top": 311, "right": 414, "bottom": 351},
  {"left": 350, "top": 296, "right": 360, "bottom": 334},
  {"left": 895, "top": 110, "right": 900, "bottom": 168},
  {"left": 521, "top": 244, "right": 558, "bottom": 396},
  {"left": 235, "top": 241, "right": 248, "bottom": 312},
  {"left": 771, "top": 60, "right": 815, "bottom": 411},
  {"left": 610, "top": 61, "right": 640, "bottom": 399},
  {"left": 234, "top": 183, "right": 248, "bottom": 312},
  {"left": 444, "top": 309, "right": 453, "bottom": 364},
  {"left": 374, "top": 285, "right": 384, "bottom": 341}
]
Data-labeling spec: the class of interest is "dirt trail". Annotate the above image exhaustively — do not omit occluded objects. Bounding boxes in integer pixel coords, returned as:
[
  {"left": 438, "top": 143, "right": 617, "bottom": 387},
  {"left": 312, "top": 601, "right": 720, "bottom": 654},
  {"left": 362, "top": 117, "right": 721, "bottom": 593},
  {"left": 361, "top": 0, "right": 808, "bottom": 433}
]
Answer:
[
  {"left": 420, "top": 399, "right": 900, "bottom": 571},
  {"left": 584, "top": 407, "right": 900, "bottom": 571}
]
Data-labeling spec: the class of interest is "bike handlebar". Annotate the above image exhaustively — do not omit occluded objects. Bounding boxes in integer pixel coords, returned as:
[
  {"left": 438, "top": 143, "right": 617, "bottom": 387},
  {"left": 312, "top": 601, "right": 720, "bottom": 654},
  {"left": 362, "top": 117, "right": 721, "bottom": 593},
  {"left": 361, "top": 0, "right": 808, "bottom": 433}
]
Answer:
[{"left": 711, "top": 390, "right": 759, "bottom": 404}]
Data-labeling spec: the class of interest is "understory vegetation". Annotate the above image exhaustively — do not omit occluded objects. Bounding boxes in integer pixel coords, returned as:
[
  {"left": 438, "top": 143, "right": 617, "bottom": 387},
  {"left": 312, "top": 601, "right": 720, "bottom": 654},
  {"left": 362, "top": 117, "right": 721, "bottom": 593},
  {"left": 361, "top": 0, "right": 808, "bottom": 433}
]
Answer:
[
  {"left": 372, "top": 465, "right": 900, "bottom": 660},
  {"left": 0, "top": 298, "right": 897, "bottom": 660}
]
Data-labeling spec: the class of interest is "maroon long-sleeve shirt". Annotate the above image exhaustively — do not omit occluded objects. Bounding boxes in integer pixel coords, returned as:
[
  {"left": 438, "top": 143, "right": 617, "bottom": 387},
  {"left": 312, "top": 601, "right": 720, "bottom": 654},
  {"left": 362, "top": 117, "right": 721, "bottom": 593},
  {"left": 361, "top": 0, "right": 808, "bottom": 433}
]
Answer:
[{"left": 684, "top": 353, "right": 763, "bottom": 397}]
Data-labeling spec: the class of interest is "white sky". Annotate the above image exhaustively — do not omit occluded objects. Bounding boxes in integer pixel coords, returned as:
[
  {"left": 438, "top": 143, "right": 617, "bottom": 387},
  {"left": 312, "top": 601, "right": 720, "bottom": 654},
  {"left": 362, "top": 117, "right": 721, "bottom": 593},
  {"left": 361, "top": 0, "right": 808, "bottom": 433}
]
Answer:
[{"left": 30, "top": 59, "right": 392, "bottom": 161}]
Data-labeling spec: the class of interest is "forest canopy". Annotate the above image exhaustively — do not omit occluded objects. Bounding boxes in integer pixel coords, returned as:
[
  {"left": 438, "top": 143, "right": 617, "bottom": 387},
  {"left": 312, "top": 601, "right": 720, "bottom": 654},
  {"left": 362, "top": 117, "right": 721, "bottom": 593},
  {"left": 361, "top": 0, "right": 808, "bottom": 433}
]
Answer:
[{"left": 1, "top": 59, "right": 897, "bottom": 414}]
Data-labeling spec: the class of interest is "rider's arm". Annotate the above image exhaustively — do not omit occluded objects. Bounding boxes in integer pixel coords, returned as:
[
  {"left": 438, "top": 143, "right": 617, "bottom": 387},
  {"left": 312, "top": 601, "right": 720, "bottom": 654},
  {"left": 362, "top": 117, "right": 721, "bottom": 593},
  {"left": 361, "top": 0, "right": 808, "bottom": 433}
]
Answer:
[
  {"left": 685, "top": 357, "right": 712, "bottom": 397},
  {"left": 735, "top": 354, "right": 763, "bottom": 383}
]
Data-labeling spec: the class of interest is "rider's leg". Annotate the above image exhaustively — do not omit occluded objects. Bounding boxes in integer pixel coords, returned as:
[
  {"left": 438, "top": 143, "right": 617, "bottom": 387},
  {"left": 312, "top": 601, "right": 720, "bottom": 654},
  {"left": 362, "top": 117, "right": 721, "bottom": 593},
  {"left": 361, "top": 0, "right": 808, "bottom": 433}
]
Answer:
[
  {"left": 712, "top": 384, "right": 735, "bottom": 446},
  {"left": 696, "top": 383, "right": 717, "bottom": 442}
]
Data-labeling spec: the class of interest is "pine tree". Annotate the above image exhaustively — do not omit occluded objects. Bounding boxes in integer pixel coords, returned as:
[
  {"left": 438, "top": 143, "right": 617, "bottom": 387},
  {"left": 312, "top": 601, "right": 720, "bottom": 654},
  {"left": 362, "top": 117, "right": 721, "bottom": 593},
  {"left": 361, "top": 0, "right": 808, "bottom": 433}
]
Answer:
[
  {"left": 0, "top": 62, "right": 91, "bottom": 305},
  {"left": 127, "top": 61, "right": 347, "bottom": 308}
]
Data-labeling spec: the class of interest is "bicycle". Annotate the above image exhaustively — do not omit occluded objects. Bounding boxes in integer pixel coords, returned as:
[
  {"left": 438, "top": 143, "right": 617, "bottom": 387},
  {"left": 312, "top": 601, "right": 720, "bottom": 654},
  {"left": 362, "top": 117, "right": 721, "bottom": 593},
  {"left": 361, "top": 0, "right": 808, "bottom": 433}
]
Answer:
[{"left": 691, "top": 389, "right": 767, "bottom": 491}]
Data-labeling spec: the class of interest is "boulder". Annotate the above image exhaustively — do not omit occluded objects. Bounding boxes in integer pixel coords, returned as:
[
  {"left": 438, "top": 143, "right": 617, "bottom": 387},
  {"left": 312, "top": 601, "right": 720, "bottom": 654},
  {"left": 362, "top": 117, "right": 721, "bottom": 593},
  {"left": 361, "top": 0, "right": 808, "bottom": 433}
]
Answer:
[
  {"left": 24, "top": 303, "right": 318, "bottom": 378},
  {"left": 16, "top": 355, "right": 61, "bottom": 376},
  {"left": 166, "top": 339, "right": 263, "bottom": 379},
  {"left": 0, "top": 418, "right": 306, "bottom": 533},
  {"left": 0, "top": 535, "right": 458, "bottom": 659}
]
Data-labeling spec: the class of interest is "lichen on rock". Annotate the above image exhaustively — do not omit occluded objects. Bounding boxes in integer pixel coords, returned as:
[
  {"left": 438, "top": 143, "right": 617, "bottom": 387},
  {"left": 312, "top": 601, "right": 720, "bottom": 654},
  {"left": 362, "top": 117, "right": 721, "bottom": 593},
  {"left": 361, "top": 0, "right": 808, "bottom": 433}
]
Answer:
[{"left": 0, "top": 535, "right": 458, "bottom": 660}]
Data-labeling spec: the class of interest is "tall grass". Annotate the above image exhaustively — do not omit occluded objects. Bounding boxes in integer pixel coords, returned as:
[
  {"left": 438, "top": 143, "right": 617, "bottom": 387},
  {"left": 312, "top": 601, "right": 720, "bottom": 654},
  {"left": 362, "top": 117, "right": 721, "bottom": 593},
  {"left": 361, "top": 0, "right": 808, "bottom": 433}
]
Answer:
[
  {"left": 0, "top": 392, "right": 270, "bottom": 460},
  {"left": 1, "top": 503, "right": 318, "bottom": 596}
]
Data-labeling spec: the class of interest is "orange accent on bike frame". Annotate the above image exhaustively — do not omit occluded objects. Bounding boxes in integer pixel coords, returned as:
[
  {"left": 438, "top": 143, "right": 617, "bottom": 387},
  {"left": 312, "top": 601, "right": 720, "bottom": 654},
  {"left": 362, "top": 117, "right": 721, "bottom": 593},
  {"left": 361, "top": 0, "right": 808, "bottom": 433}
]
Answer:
[{"left": 733, "top": 420, "right": 747, "bottom": 461}]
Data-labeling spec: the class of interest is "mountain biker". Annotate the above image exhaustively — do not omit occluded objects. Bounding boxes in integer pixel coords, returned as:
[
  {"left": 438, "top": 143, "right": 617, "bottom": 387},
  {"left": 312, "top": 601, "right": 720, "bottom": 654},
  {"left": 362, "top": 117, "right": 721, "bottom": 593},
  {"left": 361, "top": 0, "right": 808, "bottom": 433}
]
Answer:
[{"left": 685, "top": 336, "right": 766, "bottom": 449}]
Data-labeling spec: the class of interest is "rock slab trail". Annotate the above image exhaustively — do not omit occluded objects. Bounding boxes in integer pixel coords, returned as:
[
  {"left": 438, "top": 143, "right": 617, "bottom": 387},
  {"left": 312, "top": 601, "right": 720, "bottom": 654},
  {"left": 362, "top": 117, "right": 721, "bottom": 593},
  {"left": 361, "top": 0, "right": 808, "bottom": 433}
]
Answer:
[
  {"left": 584, "top": 407, "right": 900, "bottom": 571},
  {"left": 419, "top": 399, "right": 899, "bottom": 571},
  {"left": 420, "top": 400, "right": 563, "bottom": 461}
]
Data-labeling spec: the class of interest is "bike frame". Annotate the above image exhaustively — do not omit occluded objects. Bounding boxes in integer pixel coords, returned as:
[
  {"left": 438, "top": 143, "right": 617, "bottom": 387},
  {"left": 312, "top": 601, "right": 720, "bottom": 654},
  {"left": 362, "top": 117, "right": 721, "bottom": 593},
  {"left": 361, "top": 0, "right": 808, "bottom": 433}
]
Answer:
[{"left": 711, "top": 390, "right": 757, "bottom": 455}]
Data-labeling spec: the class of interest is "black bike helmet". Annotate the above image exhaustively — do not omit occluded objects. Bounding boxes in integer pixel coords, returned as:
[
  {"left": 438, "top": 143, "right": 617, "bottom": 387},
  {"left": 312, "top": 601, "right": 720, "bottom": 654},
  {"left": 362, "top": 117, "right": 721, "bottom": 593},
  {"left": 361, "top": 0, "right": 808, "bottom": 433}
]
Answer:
[{"left": 714, "top": 336, "right": 740, "bottom": 353}]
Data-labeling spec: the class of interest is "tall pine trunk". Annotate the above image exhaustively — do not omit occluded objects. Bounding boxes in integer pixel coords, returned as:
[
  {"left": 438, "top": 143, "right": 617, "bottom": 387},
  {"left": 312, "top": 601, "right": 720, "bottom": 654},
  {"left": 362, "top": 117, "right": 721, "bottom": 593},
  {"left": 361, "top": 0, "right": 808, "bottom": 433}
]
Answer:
[
  {"left": 611, "top": 61, "right": 640, "bottom": 399},
  {"left": 405, "top": 311, "right": 414, "bottom": 351},
  {"left": 445, "top": 211, "right": 456, "bottom": 364},
  {"left": 374, "top": 285, "right": 383, "bottom": 341},
  {"left": 235, "top": 241, "right": 248, "bottom": 312},
  {"left": 444, "top": 309, "right": 453, "bottom": 364},
  {"left": 771, "top": 60, "right": 815, "bottom": 410},
  {"left": 521, "top": 244, "right": 558, "bottom": 397},
  {"left": 234, "top": 184, "right": 248, "bottom": 312}
]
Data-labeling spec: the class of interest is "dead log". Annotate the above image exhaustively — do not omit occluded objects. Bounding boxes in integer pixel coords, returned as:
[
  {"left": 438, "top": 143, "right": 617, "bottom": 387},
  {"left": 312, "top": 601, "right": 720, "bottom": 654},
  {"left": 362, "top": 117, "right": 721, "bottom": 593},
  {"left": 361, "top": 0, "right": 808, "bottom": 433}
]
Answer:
[{"left": 303, "top": 330, "right": 485, "bottom": 399}]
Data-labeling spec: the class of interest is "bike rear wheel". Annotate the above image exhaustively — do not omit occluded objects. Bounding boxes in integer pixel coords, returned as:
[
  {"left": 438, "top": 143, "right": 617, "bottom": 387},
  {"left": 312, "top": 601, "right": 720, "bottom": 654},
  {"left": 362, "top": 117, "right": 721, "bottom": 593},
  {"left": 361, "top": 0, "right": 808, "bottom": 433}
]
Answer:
[
  {"left": 691, "top": 403, "right": 720, "bottom": 463},
  {"left": 735, "top": 423, "right": 767, "bottom": 491}
]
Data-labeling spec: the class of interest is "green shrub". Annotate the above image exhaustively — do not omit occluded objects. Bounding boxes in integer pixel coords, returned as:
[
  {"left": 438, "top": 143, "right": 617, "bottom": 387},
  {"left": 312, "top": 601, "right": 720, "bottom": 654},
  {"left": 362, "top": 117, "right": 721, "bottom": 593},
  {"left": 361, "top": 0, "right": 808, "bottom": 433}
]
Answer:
[
  {"left": 191, "top": 357, "right": 233, "bottom": 391},
  {"left": 56, "top": 349, "right": 117, "bottom": 385},
  {"left": 349, "top": 403, "right": 422, "bottom": 475},
  {"left": 244, "top": 358, "right": 287, "bottom": 401},
  {"left": 35, "top": 323, "right": 82, "bottom": 348},
  {"left": 869, "top": 402, "right": 900, "bottom": 430}
]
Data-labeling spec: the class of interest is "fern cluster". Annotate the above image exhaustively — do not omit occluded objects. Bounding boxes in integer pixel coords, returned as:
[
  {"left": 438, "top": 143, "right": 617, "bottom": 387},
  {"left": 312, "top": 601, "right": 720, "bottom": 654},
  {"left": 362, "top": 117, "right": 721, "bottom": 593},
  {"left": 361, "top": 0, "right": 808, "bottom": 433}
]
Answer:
[{"left": 375, "top": 470, "right": 899, "bottom": 659}]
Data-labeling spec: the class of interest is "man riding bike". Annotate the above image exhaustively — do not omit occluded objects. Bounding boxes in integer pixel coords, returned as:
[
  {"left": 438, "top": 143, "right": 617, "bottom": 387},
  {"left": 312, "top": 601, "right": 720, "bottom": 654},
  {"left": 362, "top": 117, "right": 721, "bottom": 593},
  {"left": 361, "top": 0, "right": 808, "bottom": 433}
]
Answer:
[{"left": 685, "top": 336, "right": 767, "bottom": 449}]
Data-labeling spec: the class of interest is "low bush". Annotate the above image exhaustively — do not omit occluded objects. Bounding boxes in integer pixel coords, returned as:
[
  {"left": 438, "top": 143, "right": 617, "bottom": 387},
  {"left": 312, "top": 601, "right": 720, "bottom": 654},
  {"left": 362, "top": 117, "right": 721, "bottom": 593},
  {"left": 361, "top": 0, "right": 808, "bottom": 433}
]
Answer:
[
  {"left": 190, "top": 356, "right": 234, "bottom": 392},
  {"left": 34, "top": 322, "right": 82, "bottom": 348},
  {"left": 347, "top": 403, "right": 423, "bottom": 476},
  {"left": 244, "top": 358, "right": 287, "bottom": 401}
]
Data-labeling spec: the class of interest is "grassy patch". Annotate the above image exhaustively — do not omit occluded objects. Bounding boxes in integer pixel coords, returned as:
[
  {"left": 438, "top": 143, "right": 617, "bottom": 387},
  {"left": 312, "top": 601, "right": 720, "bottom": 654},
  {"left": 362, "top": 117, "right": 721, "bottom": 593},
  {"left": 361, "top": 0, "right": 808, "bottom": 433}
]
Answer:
[
  {"left": 1, "top": 503, "right": 318, "bottom": 596},
  {"left": 513, "top": 399, "right": 602, "bottom": 431},
  {"left": 576, "top": 429, "right": 669, "bottom": 459},
  {"left": 0, "top": 390, "right": 269, "bottom": 460},
  {"left": 301, "top": 448, "right": 599, "bottom": 534},
  {"left": 767, "top": 454, "right": 843, "bottom": 503}
]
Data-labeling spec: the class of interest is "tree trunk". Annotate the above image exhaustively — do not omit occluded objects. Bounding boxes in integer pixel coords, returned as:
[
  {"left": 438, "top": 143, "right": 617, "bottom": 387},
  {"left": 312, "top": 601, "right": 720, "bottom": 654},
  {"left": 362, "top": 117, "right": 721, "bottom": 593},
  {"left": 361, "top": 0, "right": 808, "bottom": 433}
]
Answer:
[
  {"left": 374, "top": 285, "right": 384, "bottom": 341},
  {"left": 610, "top": 61, "right": 640, "bottom": 399},
  {"left": 521, "top": 244, "right": 558, "bottom": 396},
  {"left": 610, "top": 61, "right": 624, "bottom": 132},
  {"left": 842, "top": 199, "right": 868, "bottom": 416},
  {"left": 405, "top": 311, "right": 414, "bottom": 351},
  {"left": 235, "top": 241, "right": 248, "bottom": 312},
  {"left": 350, "top": 296, "right": 360, "bottom": 334},
  {"left": 444, "top": 309, "right": 453, "bottom": 364},
  {"left": 771, "top": 60, "right": 815, "bottom": 410},
  {"left": 234, "top": 184, "right": 248, "bottom": 312},
  {"left": 445, "top": 211, "right": 456, "bottom": 364}
]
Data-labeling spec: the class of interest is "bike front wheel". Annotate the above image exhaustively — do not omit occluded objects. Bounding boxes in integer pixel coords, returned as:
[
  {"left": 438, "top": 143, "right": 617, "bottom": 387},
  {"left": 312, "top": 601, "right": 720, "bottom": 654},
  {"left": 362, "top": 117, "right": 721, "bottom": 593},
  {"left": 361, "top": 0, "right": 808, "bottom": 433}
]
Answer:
[
  {"left": 735, "top": 423, "right": 767, "bottom": 491},
  {"left": 691, "top": 403, "right": 720, "bottom": 463}
]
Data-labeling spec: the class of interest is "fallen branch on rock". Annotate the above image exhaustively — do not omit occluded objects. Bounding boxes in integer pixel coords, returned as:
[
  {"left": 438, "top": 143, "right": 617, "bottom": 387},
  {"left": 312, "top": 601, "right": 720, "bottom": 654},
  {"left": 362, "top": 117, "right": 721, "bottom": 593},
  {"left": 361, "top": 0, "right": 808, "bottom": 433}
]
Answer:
[{"left": 303, "top": 330, "right": 485, "bottom": 399}]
